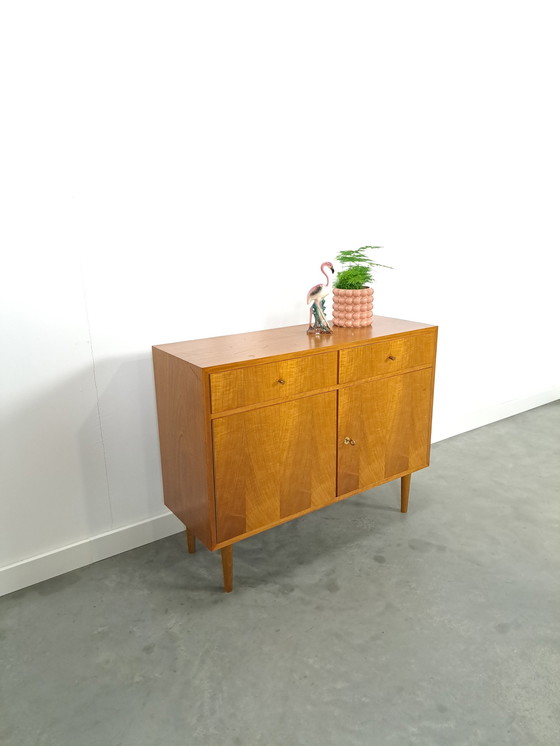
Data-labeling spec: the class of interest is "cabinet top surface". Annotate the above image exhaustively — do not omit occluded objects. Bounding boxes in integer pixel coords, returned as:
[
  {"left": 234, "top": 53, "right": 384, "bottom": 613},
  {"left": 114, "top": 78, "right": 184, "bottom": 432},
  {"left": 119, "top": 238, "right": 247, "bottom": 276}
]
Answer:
[{"left": 154, "top": 316, "right": 437, "bottom": 371}]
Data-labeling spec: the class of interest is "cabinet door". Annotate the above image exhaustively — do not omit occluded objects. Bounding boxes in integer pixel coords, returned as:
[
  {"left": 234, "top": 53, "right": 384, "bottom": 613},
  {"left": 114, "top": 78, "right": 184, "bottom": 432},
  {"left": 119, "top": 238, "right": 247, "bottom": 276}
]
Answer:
[
  {"left": 337, "top": 368, "right": 433, "bottom": 496},
  {"left": 213, "top": 392, "right": 337, "bottom": 543}
]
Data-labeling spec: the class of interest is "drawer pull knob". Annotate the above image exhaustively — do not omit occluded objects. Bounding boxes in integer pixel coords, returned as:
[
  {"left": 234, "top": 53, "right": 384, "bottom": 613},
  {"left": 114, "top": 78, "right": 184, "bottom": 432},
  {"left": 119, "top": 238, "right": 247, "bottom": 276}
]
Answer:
[
  {"left": 343, "top": 437, "right": 356, "bottom": 446},
  {"left": 387, "top": 355, "right": 396, "bottom": 361},
  {"left": 277, "top": 379, "right": 286, "bottom": 385}
]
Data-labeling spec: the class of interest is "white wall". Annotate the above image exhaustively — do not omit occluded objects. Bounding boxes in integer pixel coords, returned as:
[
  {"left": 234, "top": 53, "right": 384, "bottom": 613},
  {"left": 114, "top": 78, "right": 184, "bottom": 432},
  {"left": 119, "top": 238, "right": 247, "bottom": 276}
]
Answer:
[{"left": 1, "top": 1, "right": 559, "bottom": 595}]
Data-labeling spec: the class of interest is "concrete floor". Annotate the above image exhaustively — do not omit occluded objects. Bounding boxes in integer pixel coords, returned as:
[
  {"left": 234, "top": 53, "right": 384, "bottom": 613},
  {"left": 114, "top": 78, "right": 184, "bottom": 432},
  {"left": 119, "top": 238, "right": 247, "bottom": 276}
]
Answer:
[{"left": 1, "top": 402, "right": 559, "bottom": 746}]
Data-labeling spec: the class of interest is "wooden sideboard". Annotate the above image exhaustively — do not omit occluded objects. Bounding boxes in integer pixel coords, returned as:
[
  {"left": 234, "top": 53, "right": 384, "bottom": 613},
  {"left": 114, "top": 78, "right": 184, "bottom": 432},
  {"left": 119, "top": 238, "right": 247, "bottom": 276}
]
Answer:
[{"left": 153, "top": 316, "right": 437, "bottom": 591}]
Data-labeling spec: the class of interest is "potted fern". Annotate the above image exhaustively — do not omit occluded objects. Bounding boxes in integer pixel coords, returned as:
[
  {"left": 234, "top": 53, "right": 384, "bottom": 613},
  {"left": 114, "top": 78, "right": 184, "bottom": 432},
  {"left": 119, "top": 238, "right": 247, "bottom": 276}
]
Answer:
[{"left": 332, "top": 246, "right": 391, "bottom": 327}]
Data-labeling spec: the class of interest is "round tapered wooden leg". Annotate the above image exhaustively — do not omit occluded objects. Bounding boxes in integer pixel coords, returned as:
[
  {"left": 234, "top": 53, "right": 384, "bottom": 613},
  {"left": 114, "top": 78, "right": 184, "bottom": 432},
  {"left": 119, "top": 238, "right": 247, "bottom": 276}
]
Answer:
[
  {"left": 186, "top": 527, "right": 196, "bottom": 553},
  {"left": 221, "top": 545, "right": 233, "bottom": 592},
  {"left": 401, "top": 473, "right": 411, "bottom": 513}
]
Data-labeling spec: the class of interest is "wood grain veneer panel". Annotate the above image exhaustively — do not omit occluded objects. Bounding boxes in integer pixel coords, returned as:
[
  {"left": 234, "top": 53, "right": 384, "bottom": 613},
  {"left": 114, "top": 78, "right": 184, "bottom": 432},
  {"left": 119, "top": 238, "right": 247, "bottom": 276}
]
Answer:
[
  {"left": 337, "top": 368, "right": 434, "bottom": 496},
  {"left": 210, "top": 352, "right": 337, "bottom": 413},
  {"left": 154, "top": 317, "right": 437, "bottom": 370},
  {"left": 339, "top": 330, "right": 436, "bottom": 384},
  {"left": 213, "top": 392, "right": 337, "bottom": 543},
  {"left": 152, "top": 348, "right": 214, "bottom": 548}
]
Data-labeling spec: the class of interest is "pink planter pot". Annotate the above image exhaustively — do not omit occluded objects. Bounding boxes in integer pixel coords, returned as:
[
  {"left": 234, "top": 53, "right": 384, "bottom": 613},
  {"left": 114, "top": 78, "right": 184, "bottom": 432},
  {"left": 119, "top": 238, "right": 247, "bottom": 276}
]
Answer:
[{"left": 332, "top": 287, "right": 374, "bottom": 327}]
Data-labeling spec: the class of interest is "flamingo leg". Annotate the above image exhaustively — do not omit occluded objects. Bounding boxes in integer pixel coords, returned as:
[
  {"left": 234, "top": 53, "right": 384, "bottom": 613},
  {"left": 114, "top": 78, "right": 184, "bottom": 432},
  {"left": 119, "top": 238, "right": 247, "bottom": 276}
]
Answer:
[
  {"left": 307, "top": 300, "right": 332, "bottom": 334},
  {"left": 315, "top": 300, "right": 332, "bottom": 332}
]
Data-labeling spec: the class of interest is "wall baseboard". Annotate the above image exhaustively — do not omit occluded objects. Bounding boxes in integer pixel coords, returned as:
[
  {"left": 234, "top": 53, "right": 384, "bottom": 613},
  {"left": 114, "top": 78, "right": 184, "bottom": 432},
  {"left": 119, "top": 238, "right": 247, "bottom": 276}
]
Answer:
[
  {"left": 2, "top": 390, "right": 558, "bottom": 598},
  {"left": 431, "top": 387, "right": 559, "bottom": 444},
  {"left": 0, "top": 512, "right": 184, "bottom": 598}
]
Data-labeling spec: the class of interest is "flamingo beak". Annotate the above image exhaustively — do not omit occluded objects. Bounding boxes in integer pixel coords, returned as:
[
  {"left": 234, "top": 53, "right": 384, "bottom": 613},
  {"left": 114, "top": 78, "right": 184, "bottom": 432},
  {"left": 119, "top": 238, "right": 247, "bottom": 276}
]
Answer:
[{"left": 330, "top": 266, "right": 335, "bottom": 273}]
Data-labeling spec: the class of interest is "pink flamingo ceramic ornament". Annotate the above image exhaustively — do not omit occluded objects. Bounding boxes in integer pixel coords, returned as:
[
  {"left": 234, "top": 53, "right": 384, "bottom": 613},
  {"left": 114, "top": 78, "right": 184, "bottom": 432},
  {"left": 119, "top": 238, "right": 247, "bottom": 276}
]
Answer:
[{"left": 307, "top": 261, "right": 334, "bottom": 334}]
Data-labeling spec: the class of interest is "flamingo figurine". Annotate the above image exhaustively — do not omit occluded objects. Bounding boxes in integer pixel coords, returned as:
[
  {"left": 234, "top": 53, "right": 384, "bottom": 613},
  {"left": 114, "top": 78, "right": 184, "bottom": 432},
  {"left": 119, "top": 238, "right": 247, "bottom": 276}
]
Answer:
[{"left": 307, "top": 261, "right": 334, "bottom": 334}]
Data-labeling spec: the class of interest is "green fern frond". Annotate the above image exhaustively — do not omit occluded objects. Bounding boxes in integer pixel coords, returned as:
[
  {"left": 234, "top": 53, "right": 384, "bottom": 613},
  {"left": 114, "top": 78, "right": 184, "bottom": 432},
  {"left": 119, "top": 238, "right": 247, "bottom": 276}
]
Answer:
[{"left": 334, "top": 245, "right": 393, "bottom": 289}]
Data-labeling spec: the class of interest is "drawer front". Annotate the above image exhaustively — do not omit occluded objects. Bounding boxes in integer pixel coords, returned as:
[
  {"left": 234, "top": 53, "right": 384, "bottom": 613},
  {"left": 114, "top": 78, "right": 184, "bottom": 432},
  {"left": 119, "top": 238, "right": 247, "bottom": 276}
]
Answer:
[
  {"left": 339, "top": 331, "right": 436, "bottom": 384},
  {"left": 211, "top": 352, "right": 338, "bottom": 413}
]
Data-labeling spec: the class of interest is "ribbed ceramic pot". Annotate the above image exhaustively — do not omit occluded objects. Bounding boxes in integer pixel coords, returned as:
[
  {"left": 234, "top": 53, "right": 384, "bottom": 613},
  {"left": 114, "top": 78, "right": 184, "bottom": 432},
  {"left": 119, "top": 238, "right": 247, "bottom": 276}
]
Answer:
[{"left": 332, "top": 287, "right": 374, "bottom": 327}]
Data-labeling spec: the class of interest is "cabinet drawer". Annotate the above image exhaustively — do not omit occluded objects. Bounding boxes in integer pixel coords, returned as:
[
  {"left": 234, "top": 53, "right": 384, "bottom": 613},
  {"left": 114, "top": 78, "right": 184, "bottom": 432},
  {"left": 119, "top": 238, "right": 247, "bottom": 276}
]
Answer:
[
  {"left": 211, "top": 352, "right": 338, "bottom": 413},
  {"left": 339, "top": 331, "right": 436, "bottom": 384}
]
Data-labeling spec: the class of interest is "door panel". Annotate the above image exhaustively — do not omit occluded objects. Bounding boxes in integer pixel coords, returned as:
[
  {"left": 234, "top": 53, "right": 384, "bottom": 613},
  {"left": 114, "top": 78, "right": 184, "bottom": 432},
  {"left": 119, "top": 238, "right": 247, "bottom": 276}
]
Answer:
[
  {"left": 338, "top": 368, "right": 433, "bottom": 496},
  {"left": 214, "top": 392, "right": 337, "bottom": 543}
]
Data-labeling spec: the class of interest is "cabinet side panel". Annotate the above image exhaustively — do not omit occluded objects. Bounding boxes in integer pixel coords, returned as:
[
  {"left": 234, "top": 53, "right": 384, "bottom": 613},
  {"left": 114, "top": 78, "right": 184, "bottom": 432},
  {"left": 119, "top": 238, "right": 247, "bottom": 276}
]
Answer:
[
  {"left": 152, "top": 349, "right": 213, "bottom": 549},
  {"left": 425, "top": 327, "right": 438, "bottom": 465}
]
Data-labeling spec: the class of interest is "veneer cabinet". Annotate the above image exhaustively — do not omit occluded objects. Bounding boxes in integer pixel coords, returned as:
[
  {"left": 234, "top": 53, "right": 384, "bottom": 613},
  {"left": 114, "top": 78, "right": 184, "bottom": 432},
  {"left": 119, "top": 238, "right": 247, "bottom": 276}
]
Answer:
[{"left": 153, "top": 316, "right": 437, "bottom": 591}]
